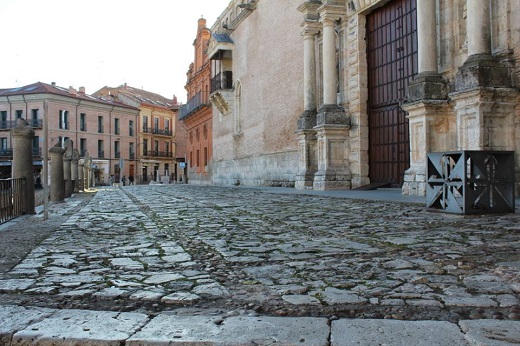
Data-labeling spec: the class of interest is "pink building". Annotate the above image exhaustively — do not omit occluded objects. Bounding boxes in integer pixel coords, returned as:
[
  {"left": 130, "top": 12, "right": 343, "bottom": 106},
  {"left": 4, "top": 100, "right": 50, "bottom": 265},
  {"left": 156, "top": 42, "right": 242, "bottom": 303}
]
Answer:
[{"left": 0, "top": 82, "right": 140, "bottom": 185}]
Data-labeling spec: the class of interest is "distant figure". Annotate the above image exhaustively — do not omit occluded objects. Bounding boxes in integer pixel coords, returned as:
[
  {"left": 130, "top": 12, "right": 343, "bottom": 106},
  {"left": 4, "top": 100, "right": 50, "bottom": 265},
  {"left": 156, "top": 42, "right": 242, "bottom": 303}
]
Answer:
[
  {"left": 122, "top": 175, "right": 127, "bottom": 186},
  {"left": 129, "top": 175, "right": 134, "bottom": 185},
  {"left": 109, "top": 174, "right": 115, "bottom": 186}
]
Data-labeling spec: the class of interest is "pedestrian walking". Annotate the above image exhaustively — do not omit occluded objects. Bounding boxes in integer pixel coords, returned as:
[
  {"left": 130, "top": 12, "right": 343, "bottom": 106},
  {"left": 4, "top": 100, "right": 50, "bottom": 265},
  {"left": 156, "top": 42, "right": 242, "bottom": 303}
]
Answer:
[
  {"left": 129, "top": 175, "right": 134, "bottom": 185},
  {"left": 122, "top": 175, "right": 127, "bottom": 186}
]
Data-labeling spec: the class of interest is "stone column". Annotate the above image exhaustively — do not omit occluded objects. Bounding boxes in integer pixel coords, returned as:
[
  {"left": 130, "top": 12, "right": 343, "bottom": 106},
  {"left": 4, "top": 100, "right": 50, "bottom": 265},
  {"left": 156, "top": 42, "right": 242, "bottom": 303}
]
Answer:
[
  {"left": 467, "top": 0, "right": 490, "bottom": 57},
  {"left": 71, "top": 149, "right": 79, "bottom": 193},
  {"left": 78, "top": 159, "right": 84, "bottom": 192},
  {"left": 312, "top": 2, "right": 350, "bottom": 190},
  {"left": 322, "top": 17, "right": 336, "bottom": 107},
  {"left": 83, "top": 152, "right": 90, "bottom": 190},
  {"left": 49, "top": 143, "right": 65, "bottom": 202},
  {"left": 11, "top": 119, "right": 35, "bottom": 214},
  {"left": 63, "top": 139, "right": 73, "bottom": 198},
  {"left": 402, "top": 0, "right": 450, "bottom": 196},
  {"left": 296, "top": 1, "right": 321, "bottom": 190}
]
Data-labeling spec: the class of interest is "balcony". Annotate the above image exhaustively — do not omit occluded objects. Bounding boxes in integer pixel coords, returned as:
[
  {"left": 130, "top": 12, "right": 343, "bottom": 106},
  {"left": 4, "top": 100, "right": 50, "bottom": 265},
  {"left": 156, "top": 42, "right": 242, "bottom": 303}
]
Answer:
[
  {"left": 179, "top": 91, "right": 211, "bottom": 120},
  {"left": 129, "top": 153, "right": 135, "bottom": 160},
  {"left": 115, "top": 151, "right": 121, "bottom": 159},
  {"left": 153, "top": 128, "right": 171, "bottom": 136},
  {"left": 98, "top": 151, "right": 105, "bottom": 159},
  {"left": 0, "top": 119, "right": 43, "bottom": 130},
  {"left": 0, "top": 147, "right": 41, "bottom": 158},
  {"left": 210, "top": 71, "right": 233, "bottom": 93},
  {"left": 142, "top": 150, "right": 172, "bottom": 159}
]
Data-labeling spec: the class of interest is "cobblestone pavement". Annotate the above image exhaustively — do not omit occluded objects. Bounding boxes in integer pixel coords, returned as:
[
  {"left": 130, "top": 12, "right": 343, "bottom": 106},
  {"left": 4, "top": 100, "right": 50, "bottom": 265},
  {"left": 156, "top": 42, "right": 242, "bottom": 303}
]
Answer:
[{"left": 0, "top": 185, "right": 519, "bottom": 344}]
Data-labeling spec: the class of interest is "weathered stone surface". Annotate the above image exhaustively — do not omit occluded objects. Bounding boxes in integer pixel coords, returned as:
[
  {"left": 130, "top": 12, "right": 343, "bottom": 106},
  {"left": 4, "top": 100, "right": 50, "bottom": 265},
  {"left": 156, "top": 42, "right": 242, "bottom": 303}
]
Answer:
[
  {"left": 0, "top": 306, "right": 54, "bottom": 346},
  {"left": 331, "top": 319, "right": 468, "bottom": 346},
  {"left": 127, "top": 315, "right": 329, "bottom": 345},
  {"left": 459, "top": 320, "right": 520, "bottom": 346},
  {"left": 11, "top": 309, "right": 148, "bottom": 346}
]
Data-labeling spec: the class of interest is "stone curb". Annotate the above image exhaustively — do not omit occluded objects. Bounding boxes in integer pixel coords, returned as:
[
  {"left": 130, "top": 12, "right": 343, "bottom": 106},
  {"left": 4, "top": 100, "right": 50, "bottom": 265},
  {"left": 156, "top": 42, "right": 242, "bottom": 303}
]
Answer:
[{"left": 1, "top": 305, "right": 519, "bottom": 345}]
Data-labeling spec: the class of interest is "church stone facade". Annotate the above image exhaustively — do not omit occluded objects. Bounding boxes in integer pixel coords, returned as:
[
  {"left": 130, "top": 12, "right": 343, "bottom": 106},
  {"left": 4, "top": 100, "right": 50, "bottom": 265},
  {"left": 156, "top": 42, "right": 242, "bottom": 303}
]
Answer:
[
  {"left": 296, "top": 0, "right": 519, "bottom": 195},
  {"left": 208, "top": 0, "right": 304, "bottom": 187},
  {"left": 208, "top": 0, "right": 519, "bottom": 194}
]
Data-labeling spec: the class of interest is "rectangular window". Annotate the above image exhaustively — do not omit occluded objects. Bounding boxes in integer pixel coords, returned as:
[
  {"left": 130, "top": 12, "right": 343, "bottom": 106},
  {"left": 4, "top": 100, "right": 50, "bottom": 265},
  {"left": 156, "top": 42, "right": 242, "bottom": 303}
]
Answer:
[
  {"left": 143, "top": 139, "right": 148, "bottom": 156},
  {"left": 114, "top": 118, "right": 120, "bottom": 135},
  {"left": 154, "top": 140, "right": 159, "bottom": 156},
  {"left": 80, "top": 113, "right": 86, "bottom": 131},
  {"left": 0, "top": 137, "right": 7, "bottom": 155},
  {"left": 164, "top": 163, "right": 169, "bottom": 176},
  {"left": 129, "top": 142, "right": 135, "bottom": 159},
  {"left": 80, "top": 138, "right": 87, "bottom": 156},
  {"left": 114, "top": 141, "right": 120, "bottom": 158},
  {"left": 190, "top": 151, "right": 193, "bottom": 167},
  {"left": 129, "top": 120, "right": 134, "bottom": 136},
  {"left": 154, "top": 118, "right": 159, "bottom": 133},
  {"left": 1, "top": 111, "right": 7, "bottom": 129},
  {"left": 98, "top": 116, "right": 104, "bottom": 133},
  {"left": 98, "top": 140, "right": 104, "bottom": 158},
  {"left": 32, "top": 136, "right": 39, "bottom": 156},
  {"left": 143, "top": 116, "right": 148, "bottom": 132},
  {"left": 196, "top": 149, "right": 200, "bottom": 167},
  {"left": 61, "top": 136, "right": 69, "bottom": 148},
  {"left": 165, "top": 142, "right": 169, "bottom": 155},
  {"left": 15, "top": 110, "right": 23, "bottom": 119},
  {"left": 59, "top": 110, "right": 69, "bottom": 129},
  {"left": 165, "top": 119, "right": 170, "bottom": 134},
  {"left": 31, "top": 109, "right": 40, "bottom": 127},
  {"left": 204, "top": 147, "right": 208, "bottom": 166}
]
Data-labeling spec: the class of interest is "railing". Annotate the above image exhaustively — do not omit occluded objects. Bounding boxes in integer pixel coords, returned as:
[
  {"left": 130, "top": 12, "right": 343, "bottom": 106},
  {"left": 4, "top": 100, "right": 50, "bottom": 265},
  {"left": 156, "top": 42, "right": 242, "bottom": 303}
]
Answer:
[
  {"left": 129, "top": 153, "right": 135, "bottom": 160},
  {"left": 98, "top": 151, "right": 105, "bottom": 158},
  {"left": 0, "top": 149, "right": 13, "bottom": 157},
  {"left": 153, "top": 128, "right": 171, "bottom": 135},
  {"left": 210, "top": 71, "right": 233, "bottom": 93},
  {"left": 32, "top": 147, "right": 42, "bottom": 156},
  {"left": 179, "top": 91, "right": 211, "bottom": 120},
  {"left": 0, "top": 178, "right": 26, "bottom": 224},
  {"left": 142, "top": 150, "right": 172, "bottom": 158},
  {"left": 114, "top": 151, "right": 121, "bottom": 159},
  {"left": 0, "top": 119, "right": 43, "bottom": 130}
]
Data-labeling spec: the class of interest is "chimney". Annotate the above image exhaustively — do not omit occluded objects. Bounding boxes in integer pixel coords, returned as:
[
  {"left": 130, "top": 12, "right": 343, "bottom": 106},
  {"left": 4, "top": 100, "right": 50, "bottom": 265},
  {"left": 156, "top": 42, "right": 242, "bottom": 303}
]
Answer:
[
  {"left": 198, "top": 17, "right": 207, "bottom": 28},
  {"left": 51, "top": 82, "right": 56, "bottom": 86},
  {"left": 68, "top": 86, "right": 77, "bottom": 95},
  {"left": 79, "top": 86, "right": 85, "bottom": 94}
]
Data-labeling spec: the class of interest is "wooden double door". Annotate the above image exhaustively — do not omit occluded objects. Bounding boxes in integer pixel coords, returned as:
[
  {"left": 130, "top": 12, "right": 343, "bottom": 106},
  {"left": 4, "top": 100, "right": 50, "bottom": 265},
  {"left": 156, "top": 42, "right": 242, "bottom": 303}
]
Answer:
[{"left": 367, "top": 0, "right": 417, "bottom": 186}]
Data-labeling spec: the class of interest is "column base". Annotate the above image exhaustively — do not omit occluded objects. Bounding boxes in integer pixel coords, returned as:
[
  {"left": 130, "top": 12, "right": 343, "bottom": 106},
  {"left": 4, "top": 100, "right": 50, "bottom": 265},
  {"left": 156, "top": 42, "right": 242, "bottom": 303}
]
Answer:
[
  {"left": 455, "top": 54, "right": 511, "bottom": 91},
  {"left": 313, "top": 170, "right": 351, "bottom": 190},
  {"left": 297, "top": 110, "right": 317, "bottom": 130},
  {"left": 407, "top": 72, "right": 448, "bottom": 101},
  {"left": 317, "top": 104, "right": 349, "bottom": 126},
  {"left": 295, "top": 171, "right": 317, "bottom": 189},
  {"left": 402, "top": 166, "right": 426, "bottom": 196}
]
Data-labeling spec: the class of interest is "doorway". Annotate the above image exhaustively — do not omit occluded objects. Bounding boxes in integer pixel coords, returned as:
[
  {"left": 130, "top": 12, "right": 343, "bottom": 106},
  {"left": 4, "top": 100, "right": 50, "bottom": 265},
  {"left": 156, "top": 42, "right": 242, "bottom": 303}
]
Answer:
[{"left": 367, "top": 0, "right": 417, "bottom": 186}]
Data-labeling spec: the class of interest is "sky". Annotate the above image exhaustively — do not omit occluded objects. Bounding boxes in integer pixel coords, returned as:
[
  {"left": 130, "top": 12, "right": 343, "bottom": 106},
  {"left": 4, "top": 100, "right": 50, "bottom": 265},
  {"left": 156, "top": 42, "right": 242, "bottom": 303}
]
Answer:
[{"left": 0, "top": 0, "right": 231, "bottom": 103}]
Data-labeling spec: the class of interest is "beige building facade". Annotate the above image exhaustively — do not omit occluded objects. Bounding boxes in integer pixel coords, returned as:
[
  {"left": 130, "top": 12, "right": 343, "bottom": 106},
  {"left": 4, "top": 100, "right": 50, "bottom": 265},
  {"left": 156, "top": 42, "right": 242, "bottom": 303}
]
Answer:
[
  {"left": 0, "top": 82, "right": 139, "bottom": 185},
  {"left": 208, "top": 0, "right": 304, "bottom": 187},
  {"left": 94, "top": 85, "right": 179, "bottom": 184}
]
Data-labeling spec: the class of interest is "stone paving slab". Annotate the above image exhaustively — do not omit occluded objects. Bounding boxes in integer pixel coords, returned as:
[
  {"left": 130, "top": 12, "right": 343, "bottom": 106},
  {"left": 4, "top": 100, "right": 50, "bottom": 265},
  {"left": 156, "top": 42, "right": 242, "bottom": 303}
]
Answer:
[
  {"left": 0, "top": 305, "right": 54, "bottom": 346},
  {"left": 126, "top": 315, "right": 330, "bottom": 345},
  {"left": 11, "top": 308, "right": 149, "bottom": 346},
  {"left": 331, "top": 319, "right": 470, "bottom": 345},
  {"left": 459, "top": 320, "right": 520, "bottom": 346}
]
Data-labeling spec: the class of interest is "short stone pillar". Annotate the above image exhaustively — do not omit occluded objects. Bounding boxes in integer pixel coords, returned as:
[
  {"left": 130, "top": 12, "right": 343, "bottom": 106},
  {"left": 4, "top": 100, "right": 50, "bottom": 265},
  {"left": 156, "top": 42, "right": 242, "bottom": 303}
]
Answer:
[
  {"left": 78, "top": 159, "right": 84, "bottom": 192},
  {"left": 49, "top": 143, "right": 65, "bottom": 202},
  {"left": 11, "top": 119, "right": 35, "bottom": 214},
  {"left": 83, "top": 152, "right": 91, "bottom": 190},
  {"left": 71, "top": 149, "right": 80, "bottom": 193},
  {"left": 63, "top": 139, "right": 73, "bottom": 198}
]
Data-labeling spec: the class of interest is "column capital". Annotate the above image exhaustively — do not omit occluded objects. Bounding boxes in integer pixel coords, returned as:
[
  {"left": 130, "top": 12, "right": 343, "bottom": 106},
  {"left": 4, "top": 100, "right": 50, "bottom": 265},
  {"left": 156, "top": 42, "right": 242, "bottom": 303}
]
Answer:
[
  {"left": 301, "top": 21, "right": 321, "bottom": 36},
  {"left": 298, "top": 1, "right": 321, "bottom": 19},
  {"left": 318, "top": 1, "right": 346, "bottom": 23},
  {"left": 11, "top": 119, "right": 35, "bottom": 138}
]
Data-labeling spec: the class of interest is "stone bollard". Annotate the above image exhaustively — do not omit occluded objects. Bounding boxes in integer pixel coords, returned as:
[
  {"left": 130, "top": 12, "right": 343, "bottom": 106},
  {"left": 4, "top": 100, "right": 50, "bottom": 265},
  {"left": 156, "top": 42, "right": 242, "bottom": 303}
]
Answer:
[
  {"left": 78, "top": 158, "right": 84, "bottom": 192},
  {"left": 11, "top": 119, "right": 35, "bottom": 214},
  {"left": 83, "top": 152, "right": 91, "bottom": 190},
  {"left": 71, "top": 148, "right": 80, "bottom": 193},
  {"left": 49, "top": 143, "right": 65, "bottom": 202},
  {"left": 63, "top": 139, "right": 73, "bottom": 198}
]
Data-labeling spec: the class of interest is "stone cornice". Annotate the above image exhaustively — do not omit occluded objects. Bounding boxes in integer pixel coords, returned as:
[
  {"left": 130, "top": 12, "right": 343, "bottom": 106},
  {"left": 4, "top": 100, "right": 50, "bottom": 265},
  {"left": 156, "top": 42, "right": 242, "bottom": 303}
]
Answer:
[{"left": 318, "top": 0, "right": 346, "bottom": 22}]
